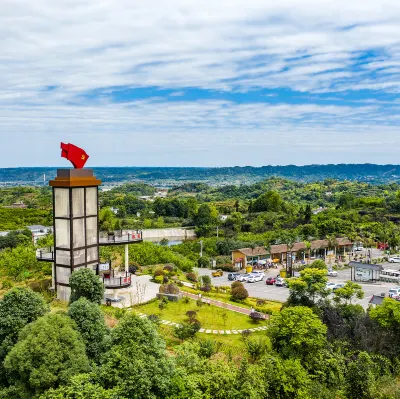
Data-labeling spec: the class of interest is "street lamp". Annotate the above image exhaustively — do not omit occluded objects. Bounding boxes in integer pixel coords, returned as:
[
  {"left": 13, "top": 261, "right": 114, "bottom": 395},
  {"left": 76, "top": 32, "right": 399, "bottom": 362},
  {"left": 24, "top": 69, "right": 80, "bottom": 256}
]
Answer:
[{"left": 199, "top": 240, "right": 203, "bottom": 258}]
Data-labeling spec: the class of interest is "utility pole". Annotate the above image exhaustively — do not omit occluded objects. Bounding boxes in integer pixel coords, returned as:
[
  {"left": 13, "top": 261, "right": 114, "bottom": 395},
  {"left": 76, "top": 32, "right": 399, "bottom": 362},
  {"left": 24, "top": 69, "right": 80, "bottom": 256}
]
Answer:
[
  {"left": 200, "top": 240, "right": 203, "bottom": 258},
  {"left": 216, "top": 226, "right": 219, "bottom": 238}
]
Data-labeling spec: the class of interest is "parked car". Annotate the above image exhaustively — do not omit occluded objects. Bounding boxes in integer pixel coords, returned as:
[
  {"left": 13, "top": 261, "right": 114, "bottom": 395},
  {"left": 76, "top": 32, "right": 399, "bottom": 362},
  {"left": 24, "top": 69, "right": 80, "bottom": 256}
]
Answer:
[
  {"left": 212, "top": 269, "right": 223, "bottom": 277},
  {"left": 389, "top": 287, "right": 400, "bottom": 298},
  {"left": 332, "top": 283, "right": 345, "bottom": 291},
  {"left": 266, "top": 277, "right": 276, "bottom": 285},
  {"left": 251, "top": 271, "right": 265, "bottom": 280},
  {"left": 237, "top": 273, "right": 251, "bottom": 282},
  {"left": 275, "top": 277, "right": 286, "bottom": 287},
  {"left": 228, "top": 272, "right": 241, "bottom": 281},
  {"left": 389, "top": 256, "right": 400, "bottom": 263},
  {"left": 247, "top": 273, "right": 263, "bottom": 283},
  {"left": 327, "top": 270, "right": 338, "bottom": 277},
  {"left": 354, "top": 245, "right": 364, "bottom": 251},
  {"left": 326, "top": 282, "right": 337, "bottom": 290}
]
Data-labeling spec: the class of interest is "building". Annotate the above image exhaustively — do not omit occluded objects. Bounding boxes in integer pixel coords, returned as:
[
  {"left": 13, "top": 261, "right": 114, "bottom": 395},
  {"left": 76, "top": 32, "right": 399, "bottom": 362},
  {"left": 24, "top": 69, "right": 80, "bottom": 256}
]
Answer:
[
  {"left": 36, "top": 166, "right": 143, "bottom": 302},
  {"left": 231, "top": 237, "right": 353, "bottom": 268},
  {"left": 27, "top": 225, "right": 53, "bottom": 243},
  {"left": 3, "top": 201, "right": 28, "bottom": 209},
  {"left": 349, "top": 261, "right": 382, "bottom": 283}
]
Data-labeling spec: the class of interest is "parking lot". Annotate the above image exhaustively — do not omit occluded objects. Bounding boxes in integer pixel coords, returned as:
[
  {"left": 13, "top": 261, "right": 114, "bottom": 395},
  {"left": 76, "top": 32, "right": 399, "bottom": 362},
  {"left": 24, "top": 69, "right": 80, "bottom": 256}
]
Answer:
[{"left": 195, "top": 265, "right": 399, "bottom": 309}]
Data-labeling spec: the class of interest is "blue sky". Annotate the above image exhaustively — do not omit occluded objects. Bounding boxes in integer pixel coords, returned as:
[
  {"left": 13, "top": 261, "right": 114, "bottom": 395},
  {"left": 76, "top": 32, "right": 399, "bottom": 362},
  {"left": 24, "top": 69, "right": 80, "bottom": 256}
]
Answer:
[{"left": 0, "top": 0, "right": 399, "bottom": 167}]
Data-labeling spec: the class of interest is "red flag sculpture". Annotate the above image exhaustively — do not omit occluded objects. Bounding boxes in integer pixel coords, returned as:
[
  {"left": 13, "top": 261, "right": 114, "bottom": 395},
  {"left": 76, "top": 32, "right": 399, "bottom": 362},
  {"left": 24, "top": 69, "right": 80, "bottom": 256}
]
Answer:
[{"left": 60, "top": 142, "right": 89, "bottom": 169}]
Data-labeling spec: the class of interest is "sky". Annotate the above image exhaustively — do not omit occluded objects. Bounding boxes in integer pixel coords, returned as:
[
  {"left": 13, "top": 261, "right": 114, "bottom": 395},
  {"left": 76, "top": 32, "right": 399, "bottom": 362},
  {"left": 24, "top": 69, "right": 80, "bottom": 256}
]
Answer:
[{"left": 0, "top": 0, "right": 399, "bottom": 167}]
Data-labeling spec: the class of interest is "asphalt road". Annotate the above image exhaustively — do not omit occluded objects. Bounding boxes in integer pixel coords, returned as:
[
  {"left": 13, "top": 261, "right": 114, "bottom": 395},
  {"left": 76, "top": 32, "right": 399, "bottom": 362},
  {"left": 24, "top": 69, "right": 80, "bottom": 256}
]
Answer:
[{"left": 195, "top": 266, "right": 399, "bottom": 309}]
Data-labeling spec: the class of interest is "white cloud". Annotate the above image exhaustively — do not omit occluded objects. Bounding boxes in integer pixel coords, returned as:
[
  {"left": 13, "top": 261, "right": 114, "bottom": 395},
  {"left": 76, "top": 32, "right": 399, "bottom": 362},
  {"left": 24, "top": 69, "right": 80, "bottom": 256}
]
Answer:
[{"left": 0, "top": 0, "right": 399, "bottom": 166}]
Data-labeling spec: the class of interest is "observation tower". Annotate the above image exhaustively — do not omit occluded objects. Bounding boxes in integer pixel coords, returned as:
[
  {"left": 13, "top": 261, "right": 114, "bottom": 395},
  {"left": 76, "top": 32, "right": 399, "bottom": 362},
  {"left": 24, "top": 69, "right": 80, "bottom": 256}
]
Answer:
[{"left": 37, "top": 143, "right": 142, "bottom": 301}]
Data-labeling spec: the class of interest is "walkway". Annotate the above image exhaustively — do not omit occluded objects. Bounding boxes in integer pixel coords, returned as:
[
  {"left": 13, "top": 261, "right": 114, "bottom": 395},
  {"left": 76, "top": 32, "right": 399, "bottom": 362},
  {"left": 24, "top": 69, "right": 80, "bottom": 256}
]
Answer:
[
  {"left": 180, "top": 291, "right": 270, "bottom": 319},
  {"left": 134, "top": 311, "right": 268, "bottom": 335}
]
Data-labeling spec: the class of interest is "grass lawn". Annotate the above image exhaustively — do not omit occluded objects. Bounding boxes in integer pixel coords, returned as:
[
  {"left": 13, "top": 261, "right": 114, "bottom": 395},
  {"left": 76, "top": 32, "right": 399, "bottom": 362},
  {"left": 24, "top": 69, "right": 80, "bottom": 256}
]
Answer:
[
  {"left": 179, "top": 285, "right": 282, "bottom": 313},
  {"left": 135, "top": 298, "right": 268, "bottom": 330}
]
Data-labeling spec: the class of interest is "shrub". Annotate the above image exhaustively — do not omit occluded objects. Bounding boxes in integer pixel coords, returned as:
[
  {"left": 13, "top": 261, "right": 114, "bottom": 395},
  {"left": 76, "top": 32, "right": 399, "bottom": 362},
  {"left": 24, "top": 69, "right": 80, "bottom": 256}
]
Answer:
[
  {"left": 158, "top": 300, "right": 167, "bottom": 311},
  {"left": 198, "top": 339, "right": 220, "bottom": 358},
  {"left": 219, "top": 264, "right": 236, "bottom": 272},
  {"left": 186, "top": 310, "right": 197, "bottom": 322},
  {"left": 163, "top": 275, "right": 169, "bottom": 284},
  {"left": 200, "top": 285, "right": 211, "bottom": 293},
  {"left": 163, "top": 265, "right": 175, "bottom": 273},
  {"left": 231, "top": 285, "right": 249, "bottom": 301},
  {"left": 173, "top": 321, "right": 201, "bottom": 341},
  {"left": 200, "top": 275, "right": 211, "bottom": 286},
  {"left": 154, "top": 275, "right": 164, "bottom": 284},
  {"left": 256, "top": 299, "right": 266, "bottom": 306},
  {"left": 148, "top": 314, "right": 160, "bottom": 325},
  {"left": 153, "top": 269, "right": 165, "bottom": 278},
  {"left": 196, "top": 299, "right": 203, "bottom": 307},
  {"left": 231, "top": 281, "right": 244, "bottom": 289},
  {"left": 159, "top": 283, "right": 180, "bottom": 295},
  {"left": 182, "top": 296, "right": 190, "bottom": 304},
  {"left": 310, "top": 259, "right": 327, "bottom": 270},
  {"left": 69, "top": 268, "right": 104, "bottom": 305},
  {"left": 249, "top": 311, "right": 265, "bottom": 322},
  {"left": 1, "top": 279, "right": 13, "bottom": 289},
  {"left": 241, "top": 329, "right": 251, "bottom": 338},
  {"left": 197, "top": 256, "right": 210, "bottom": 268},
  {"left": 186, "top": 272, "right": 198, "bottom": 282},
  {"left": 245, "top": 337, "right": 267, "bottom": 361}
]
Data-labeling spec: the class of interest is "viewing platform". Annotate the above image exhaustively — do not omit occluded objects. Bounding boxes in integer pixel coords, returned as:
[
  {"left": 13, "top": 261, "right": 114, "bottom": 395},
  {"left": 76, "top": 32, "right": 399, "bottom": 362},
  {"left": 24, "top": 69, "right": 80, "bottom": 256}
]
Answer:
[
  {"left": 101, "top": 270, "right": 132, "bottom": 289},
  {"left": 36, "top": 248, "right": 54, "bottom": 262},
  {"left": 99, "top": 230, "right": 143, "bottom": 246}
]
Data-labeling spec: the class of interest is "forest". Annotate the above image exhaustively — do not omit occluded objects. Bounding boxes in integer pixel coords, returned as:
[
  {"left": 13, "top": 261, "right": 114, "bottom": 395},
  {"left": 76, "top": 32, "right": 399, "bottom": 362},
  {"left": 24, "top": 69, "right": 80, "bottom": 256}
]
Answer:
[{"left": 2, "top": 178, "right": 400, "bottom": 397}]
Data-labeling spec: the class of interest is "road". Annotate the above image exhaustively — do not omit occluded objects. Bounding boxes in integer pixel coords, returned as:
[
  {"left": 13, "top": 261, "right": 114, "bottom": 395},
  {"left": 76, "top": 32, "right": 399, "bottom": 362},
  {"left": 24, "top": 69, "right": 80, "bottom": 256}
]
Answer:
[{"left": 195, "top": 265, "right": 399, "bottom": 309}]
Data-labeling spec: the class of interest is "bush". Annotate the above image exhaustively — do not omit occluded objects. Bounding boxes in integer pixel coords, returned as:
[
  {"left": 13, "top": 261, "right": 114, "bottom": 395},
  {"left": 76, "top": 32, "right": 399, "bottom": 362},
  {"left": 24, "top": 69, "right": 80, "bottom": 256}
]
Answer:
[
  {"left": 197, "top": 256, "right": 210, "bottom": 268},
  {"left": 200, "top": 275, "right": 211, "bottom": 286},
  {"left": 249, "top": 311, "right": 265, "bottom": 322},
  {"left": 186, "top": 272, "right": 198, "bottom": 282},
  {"left": 69, "top": 268, "right": 105, "bottom": 305},
  {"left": 153, "top": 269, "right": 165, "bottom": 278},
  {"left": 173, "top": 321, "right": 201, "bottom": 341},
  {"left": 196, "top": 299, "right": 203, "bottom": 307},
  {"left": 159, "top": 283, "right": 180, "bottom": 295},
  {"left": 245, "top": 337, "right": 267, "bottom": 361},
  {"left": 241, "top": 329, "right": 251, "bottom": 338},
  {"left": 148, "top": 314, "right": 160, "bottom": 325},
  {"left": 163, "top": 265, "right": 175, "bottom": 273},
  {"left": 256, "top": 299, "right": 266, "bottom": 306},
  {"left": 1, "top": 279, "right": 13, "bottom": 290},
  {"left": 231, "top": 285, "right": 249, "bottom": 301},
  {"left": 154, "top": 275, "right": 164, "bottom": 284},
  {"left": 198, "top": 339, "right": 220, "bottom": 358},
  {"left": 200, "top": 285, "right": 211, "bottom": 293},
  {"left": 182, "top": 296, "right": 190, "bottom": 304},
  {"left": 219, "top": 264, "right": 236, "bottom": 272},
  {"left": 310, "top": 259, "right": 327, "bottom": 270},
  {"left": 186, "top": 310, "right": 197, "bottom": 322},
  {"left": 231, "top": 281, "right": 244, "bottom": 289}
]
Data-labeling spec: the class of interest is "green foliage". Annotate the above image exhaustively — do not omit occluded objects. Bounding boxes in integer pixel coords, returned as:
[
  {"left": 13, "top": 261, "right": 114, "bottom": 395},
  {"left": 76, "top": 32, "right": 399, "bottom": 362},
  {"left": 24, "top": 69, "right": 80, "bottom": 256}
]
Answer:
[
  {"left": 309, "top": 259, "right": 327, "bottom": 269},
  {"left": 94, "top": 313, "right": 175, "bottom": 399},
  {"left": 173, "top": 322, "right": 201, "bottom": 342},
  {"left": 370, "top": 298, "right": 400, "bottom": 329},
  {"left": 0, "top": 229, "right": 32, "bottom": 250},
  {"left": 244, "top": 337, "right": 267, "bottom": 361},
  {"left": 200, "top": 275, "right": 211, "bottom": 286},
  {"left": 39, "top": 374, "right": 124, "bottom": 399},
  {"left": 231, "top": 285, "right": 249, "bottom": 301},
  {"left": 250, "top": 191, "right": 284, "bottom": 212},
  {"left": 4, "top": 313, "right": 90, "bottom": 395},
  {"left": 67, "top": 298, "right": 109, "bottom": 363},
  {"left": 268, "top": 306, "right": 327, "bottom": 360},
  {"left": 0, "top": 288, "right": 49, "bottom": 361},
  {"left": 333, "top": 281, "right": 364, "bottom": 305},
  {"left": 69, "top": 268, "right": 105, "bottom": 305},
  {"left": 0, "top": 208, "right": 51, "bottom": 230},
  {"left": 197, "top": 255, "right": 209, "bottom": 268},
  {"left": 128, "top": 242, "right": 194, "bottom": 272}
]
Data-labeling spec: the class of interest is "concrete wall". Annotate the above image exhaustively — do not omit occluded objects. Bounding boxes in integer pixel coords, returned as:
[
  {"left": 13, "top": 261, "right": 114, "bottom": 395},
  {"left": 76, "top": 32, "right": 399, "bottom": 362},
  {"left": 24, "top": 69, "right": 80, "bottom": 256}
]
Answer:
[{"left": 141, "top": 227, "right": 196, "bottom": 241}]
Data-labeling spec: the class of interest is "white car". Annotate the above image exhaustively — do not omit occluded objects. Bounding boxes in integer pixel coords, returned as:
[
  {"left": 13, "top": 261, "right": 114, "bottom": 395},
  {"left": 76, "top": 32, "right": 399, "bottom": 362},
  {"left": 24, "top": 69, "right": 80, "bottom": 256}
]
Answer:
[
  {"left": 326, "top": 282, "right": 337, "bottom": 290},
  {"left": 389, "top": 256, "right": 400, "bottom": 263},
  {"left": 247, "top": 273, "right": 263, "bottom": 283},
  {"left": 327, "top": 270, "right": 338, "bottom": 277},
  {"left": 389, "top": 287, "right": 400, "bottom": 298},
  {"left": 237, "top": 273, "right": 251, "bottom": 282}
]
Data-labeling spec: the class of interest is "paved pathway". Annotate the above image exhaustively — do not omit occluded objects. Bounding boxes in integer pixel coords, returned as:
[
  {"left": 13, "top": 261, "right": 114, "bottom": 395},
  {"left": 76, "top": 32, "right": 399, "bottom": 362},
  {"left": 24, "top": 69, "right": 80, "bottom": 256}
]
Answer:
[
  {"left": 180, "top": 291, "right": 270, "bottom": 319},
  {"left": 133, "top": 311, "right": 268, "bottom": 335}
]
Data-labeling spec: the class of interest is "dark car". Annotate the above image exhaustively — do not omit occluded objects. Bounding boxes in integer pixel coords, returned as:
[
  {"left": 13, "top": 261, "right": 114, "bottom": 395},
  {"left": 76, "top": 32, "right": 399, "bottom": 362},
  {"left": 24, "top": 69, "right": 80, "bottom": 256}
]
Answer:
[
  {"left": 228, "top": 272, "right": 241, "bottom": 281},
  {"left": 266, "top": 277, "right": 276, "bottom": 285}
]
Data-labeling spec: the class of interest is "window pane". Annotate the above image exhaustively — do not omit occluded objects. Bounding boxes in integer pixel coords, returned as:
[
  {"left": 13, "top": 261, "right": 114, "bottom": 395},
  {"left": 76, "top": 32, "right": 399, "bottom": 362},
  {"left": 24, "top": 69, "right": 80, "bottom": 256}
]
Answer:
[
  {"left": 54, "top": 188, "right": 70, "bottom": 218},
  {"left": 86, "top": 187, "right": 98, "bottom": 216},
  {"left": 72, "top": 188, "right": 85, "bottom": 217},
  {"left": 56, "top": 267, "right": 70, "bottom": 284},
  {"left": 86, "top": 217, "right": 98, "bottom": 245},
  {"left": 73, "top": 249, "right": 86, "bottom": 265},
  {"left": 56, "top": 250, "right": 70, "bottom": 266},
  {"left": 87, "top": 247, "right": 98, "bottom": 263},
  {"left": 55, "top": 219, "right": 70, "bottom": 249},
  {"left": 73, "top": 219, "right": 85, "bottom": 248}
]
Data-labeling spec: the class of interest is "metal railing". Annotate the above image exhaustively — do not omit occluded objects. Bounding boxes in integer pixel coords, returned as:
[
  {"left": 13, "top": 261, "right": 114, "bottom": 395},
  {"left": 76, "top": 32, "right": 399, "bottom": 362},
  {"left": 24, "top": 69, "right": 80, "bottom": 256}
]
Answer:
[
  {"left": 99, "top": 230, "right": 142, "bottom": 245},
  {"left": 101, "top": 271, "right": 132, "bottom": 289},
  {"left": 36, "top": 249, "right": 55, "bottom": 262}
]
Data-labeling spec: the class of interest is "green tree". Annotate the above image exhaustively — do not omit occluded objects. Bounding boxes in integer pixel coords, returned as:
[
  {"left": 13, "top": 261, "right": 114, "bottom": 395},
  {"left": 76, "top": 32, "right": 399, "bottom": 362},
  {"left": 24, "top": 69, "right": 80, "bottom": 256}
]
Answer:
[
  {"left": 251, "top": 191, "right": 283, "bottom": 212},
  {"left": 0, "top": 288, "right": 49, "bottom": 361},
  {"left": 69, "top": 268, "right": 105, "bottom": 305},
  {"left": 333, "top": 281, "right": 364, "bottom": 305},
  {"left": 4, "top": 313, "right": 90, "bottom": 395},
  {"left": 268, "top": 306, "right": 327, "bottom": 360},
  {"left": 67, "top": 298, "right": 109, "bottom": 363},
  {"left": 95, "top": 314, "right": 174, "bottom": 399},
  {"left": 370, "top": 298, "right": 400, "bottom": 330},
  {"left": 39, "top": 374, "right": 124, "bottom": 399}
]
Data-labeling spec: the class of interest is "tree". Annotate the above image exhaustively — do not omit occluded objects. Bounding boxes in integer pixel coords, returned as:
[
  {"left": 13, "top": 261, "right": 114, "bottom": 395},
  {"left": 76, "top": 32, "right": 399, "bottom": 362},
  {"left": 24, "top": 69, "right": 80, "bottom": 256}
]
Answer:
[
  {"left": 370, "top": 298, "right": 400, "bottom": 330},
  {"left": 39, "top": 374, "right": 124, "bottom": 399},
  {"left": 304, "top": 204, "right": 312, "bottom": 224},
  {"left": 0, "top": 288, "right": 49, "bottom": 360},
  {"left": 4, "top": 313, "right": 90, "bottom": 395},
  {"left": 194, "top": 204, "right": 218, "bottom": 237},
  {"left": 231, "top": 285, "right": 249, "bottom": 301},
  {"left": 268, "top": 306, "right": 327, "bottom": 360},
  {"left": 251, "top": 191, "right": 283, "bottom": 213},
  {"left": 333, "top": 281, "right": 364, "bottom": 305},
  {"left": 67, "top": 298, "right": 109, "bottom": 363},
  {"left": 69, "top": 268, "right": 105, "bottom": 305},
  {"left": 287, "top": 267, "right": 329, "bottom": 306},
  {"left": 94, "top": 314, "right": 175, "bottom": 399}
]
